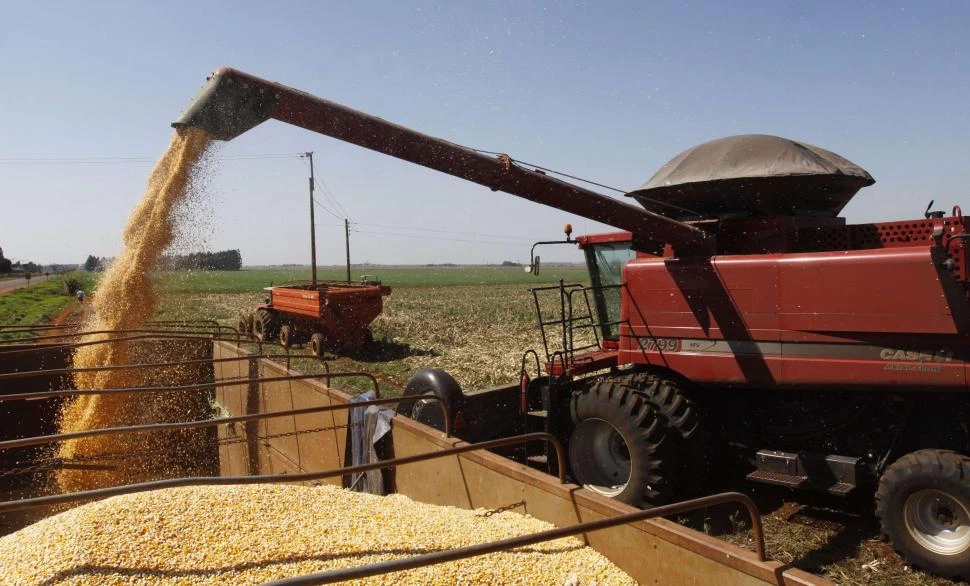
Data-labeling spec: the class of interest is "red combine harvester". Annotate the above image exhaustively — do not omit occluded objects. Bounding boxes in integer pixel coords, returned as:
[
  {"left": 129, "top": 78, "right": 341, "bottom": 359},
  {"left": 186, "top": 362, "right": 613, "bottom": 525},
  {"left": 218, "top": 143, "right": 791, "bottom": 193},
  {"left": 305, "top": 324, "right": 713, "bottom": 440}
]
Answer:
[
  {"left": 240, "top": 279, "right": 391, "bottom": 356},
  {"left": 175, "top": 68, "right": 970, "bottom": 578}
]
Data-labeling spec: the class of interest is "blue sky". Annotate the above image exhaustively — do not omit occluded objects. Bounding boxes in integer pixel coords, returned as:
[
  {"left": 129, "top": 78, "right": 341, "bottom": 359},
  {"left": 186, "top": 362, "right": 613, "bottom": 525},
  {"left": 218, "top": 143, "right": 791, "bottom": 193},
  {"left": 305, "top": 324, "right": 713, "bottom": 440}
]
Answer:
[{"left": 1, "top": 1, "right": 968, "bottom": 265}]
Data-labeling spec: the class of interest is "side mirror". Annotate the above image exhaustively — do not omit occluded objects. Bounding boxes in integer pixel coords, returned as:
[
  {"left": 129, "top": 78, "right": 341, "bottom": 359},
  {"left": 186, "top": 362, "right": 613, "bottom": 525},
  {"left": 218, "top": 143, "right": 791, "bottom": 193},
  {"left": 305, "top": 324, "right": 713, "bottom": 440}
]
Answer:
[{"left": 531, "top": 256, "right": 540, "bottom": 276}]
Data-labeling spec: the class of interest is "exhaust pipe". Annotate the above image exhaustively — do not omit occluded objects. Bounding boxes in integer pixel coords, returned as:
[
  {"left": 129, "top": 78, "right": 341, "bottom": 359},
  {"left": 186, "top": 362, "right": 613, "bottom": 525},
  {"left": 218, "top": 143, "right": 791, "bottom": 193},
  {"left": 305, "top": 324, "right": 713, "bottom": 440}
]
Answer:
[{"left": 172, "top": 68, "right": 279, "bottom": 141}]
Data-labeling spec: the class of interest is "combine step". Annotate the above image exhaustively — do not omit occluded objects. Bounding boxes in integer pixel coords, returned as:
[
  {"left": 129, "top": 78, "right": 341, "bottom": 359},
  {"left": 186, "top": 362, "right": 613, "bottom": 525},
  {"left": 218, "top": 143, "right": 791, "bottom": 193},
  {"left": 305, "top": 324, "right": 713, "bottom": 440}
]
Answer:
[{"left": 746, "top": 450, "right": 861, "bottom": 496}]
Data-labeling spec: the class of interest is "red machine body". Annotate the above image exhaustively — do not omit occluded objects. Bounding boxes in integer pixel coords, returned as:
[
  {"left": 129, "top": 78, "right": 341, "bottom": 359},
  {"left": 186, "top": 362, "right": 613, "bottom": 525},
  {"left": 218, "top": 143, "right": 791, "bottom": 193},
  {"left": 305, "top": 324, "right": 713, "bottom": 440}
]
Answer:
[{"left": 566, "top": 214, "right": 970, "bottom": 389}]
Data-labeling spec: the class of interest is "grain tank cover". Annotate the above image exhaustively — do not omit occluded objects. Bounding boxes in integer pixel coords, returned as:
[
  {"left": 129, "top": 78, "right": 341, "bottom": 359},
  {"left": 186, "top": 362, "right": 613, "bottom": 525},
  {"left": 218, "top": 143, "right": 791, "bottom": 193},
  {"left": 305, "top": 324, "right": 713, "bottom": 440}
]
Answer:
[{"left": 627, "top": 134, "right": 875, "bottom": 219}]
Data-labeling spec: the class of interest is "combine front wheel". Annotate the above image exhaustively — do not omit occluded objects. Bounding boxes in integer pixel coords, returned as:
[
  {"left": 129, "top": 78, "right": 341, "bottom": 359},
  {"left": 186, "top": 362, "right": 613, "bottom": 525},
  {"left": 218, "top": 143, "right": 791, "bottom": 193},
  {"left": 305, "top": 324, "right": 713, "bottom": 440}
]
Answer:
[
  {"left": 568, "top": 380, "right": 672, "bottom": 507},
  {"left": 876, "top": 449, "right": 970, "bottom": 579},
  {"left": 617, "top": 373, "right": 709, "bottom": 496}
]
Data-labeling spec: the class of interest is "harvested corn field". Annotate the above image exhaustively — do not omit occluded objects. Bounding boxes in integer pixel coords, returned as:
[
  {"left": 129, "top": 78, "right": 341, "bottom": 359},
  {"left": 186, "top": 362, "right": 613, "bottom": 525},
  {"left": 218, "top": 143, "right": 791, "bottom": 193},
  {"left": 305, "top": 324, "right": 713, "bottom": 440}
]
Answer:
[
  {"left": 154, "top": 277, "right": 594, "bottom": 391},
  {"left": 0, "top": 484, "right": 636, "bottom": 585}
]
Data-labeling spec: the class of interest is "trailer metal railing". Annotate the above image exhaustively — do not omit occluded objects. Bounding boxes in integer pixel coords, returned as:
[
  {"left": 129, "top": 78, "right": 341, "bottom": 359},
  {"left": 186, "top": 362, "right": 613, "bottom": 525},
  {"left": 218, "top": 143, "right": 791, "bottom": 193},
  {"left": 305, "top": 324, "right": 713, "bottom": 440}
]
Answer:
[
  {"left": 0, "top": 433, "right": 565, "bottom": 514},
  {"left": 0, "top": 394, "right": 452, "bottom": 452},
  {"left": 0, "top": 370, "right": 381, "bottom": 403},
  {"left": 263, "top": 491, "right": 766, "bottom": 585}
]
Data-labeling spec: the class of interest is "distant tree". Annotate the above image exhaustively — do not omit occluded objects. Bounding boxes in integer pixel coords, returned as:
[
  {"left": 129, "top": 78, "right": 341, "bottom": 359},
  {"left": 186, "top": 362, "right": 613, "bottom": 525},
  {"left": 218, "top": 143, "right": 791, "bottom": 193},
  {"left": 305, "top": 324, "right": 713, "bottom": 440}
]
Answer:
[
  {"left": 0, "top": 249, "right": 10, "bottom": 274},
  {"left": 84, "top": 255, "right": 101, "bottom": 272},
  {"left": 157, "top": 249, "right": 243, "bottom": 271}
]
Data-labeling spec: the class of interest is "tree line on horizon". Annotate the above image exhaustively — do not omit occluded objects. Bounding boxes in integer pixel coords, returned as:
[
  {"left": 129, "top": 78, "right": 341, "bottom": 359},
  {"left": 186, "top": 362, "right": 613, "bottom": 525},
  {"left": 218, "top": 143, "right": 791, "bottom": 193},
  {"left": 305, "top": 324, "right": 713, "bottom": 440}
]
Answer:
[
  {"left": 0, "top": 246, "right": 43, "bottom": 274},
  {"left": 84, "top": 249, "right": 243, "bottom": 272}
]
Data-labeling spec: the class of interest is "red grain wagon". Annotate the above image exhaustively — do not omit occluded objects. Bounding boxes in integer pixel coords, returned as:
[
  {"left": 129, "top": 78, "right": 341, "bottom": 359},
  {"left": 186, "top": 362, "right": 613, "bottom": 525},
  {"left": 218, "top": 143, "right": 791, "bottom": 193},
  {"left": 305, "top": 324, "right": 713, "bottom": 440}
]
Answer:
[{"left": 239, "top": 279, "right": 391, "bottom": 356}]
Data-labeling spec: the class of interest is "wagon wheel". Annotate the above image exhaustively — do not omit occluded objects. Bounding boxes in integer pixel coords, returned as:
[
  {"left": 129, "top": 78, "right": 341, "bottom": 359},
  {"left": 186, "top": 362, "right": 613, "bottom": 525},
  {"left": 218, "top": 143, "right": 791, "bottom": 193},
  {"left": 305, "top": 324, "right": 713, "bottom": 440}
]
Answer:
[
  {"left": 253, "top": 309, "right": 280, "bottom": 342},
  {"left": 237, "top": 313, "right": 254, "bottom": 339},
  {"left": 309, "top": 333, "right": 326, "bottom": 358},
  {"left": 279, "top": 324, "right": 294, "bottom": 348}
]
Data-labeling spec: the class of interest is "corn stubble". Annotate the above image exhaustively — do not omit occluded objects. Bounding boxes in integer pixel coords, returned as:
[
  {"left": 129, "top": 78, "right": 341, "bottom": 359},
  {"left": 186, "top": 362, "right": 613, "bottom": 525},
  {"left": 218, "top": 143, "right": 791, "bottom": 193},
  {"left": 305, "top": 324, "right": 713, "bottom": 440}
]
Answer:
[
  {"left": 0, "top": 484, "right": 635, "bottom": 585},
  {"left": 57, "top": 128, "right": 215, "bottom": 493}
]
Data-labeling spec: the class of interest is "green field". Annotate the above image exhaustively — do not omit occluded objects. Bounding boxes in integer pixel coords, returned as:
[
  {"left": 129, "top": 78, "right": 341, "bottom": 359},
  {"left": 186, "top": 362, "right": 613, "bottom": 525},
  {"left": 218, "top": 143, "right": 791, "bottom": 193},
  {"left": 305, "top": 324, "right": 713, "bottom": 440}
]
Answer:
[
  {"left": 156, "top": 265, "right": 590, "bottom": 294},
  {"left": 0, "top": 272, "right": 95, "bottom": 338}
]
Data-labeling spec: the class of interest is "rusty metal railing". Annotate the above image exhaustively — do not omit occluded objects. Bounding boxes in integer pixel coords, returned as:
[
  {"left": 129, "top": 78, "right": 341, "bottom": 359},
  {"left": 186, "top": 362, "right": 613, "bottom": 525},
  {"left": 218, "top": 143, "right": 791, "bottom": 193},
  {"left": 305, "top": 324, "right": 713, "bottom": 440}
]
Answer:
[
  {"left": 0, "top": 433, "right": 565, "bottom": 514},
  {"left": 0, "top": 394, "right": 452, "bottom": 452},
  {"left": 0, "top": 352, "right": 329, "bottom": 383},
  {"left": 263, "top": 491, "right": 766, "bottom": 586},
  {"left": 0, "top": 371, "right": 382, "bottom": 403},
  {"left": 0, "top": 328, "right": 241, "bottom": 346},
  {"left": 0, "top": 329, "right": 340, "bottom": 375}
]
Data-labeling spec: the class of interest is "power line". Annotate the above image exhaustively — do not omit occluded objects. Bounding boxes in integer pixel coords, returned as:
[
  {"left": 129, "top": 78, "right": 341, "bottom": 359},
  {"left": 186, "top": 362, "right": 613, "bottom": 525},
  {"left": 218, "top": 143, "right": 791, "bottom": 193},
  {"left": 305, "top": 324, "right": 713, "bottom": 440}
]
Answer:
[
  {"left": 352, "top": 228, "right": 530, "bottom": 247},
  {"left": 0, "top": 153, "right": 305, "bottom": 165},
  {"left": 312, "top": 197, "right": 343, "bottom": 221},
  {"left": 353, "top": 221, "right": 533, "bottom": 242},
  {"left": 300, "top": 157, "right": 351, "bottom": 221},
  {"left": 316, "top": 175, "right": 351, "bottom": 220},
  {"left": 467, "top": 147, "right": 628, "bottom": 194}
]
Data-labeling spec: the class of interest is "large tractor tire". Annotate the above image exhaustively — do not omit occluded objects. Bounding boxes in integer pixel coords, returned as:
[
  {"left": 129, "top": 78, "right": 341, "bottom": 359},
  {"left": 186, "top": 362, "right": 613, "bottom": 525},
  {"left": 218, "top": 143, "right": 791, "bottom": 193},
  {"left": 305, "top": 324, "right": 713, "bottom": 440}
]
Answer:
[
  {"left": 237, "top": 312, "right": 254, "bottom": 339},
  {"left": 396, "top": 369, "right": 463, "bottom": 434},
  {"left": 252, "top": 309, "right": 280, "bottom": 342},
  {"left": 618, "top": 372, "right": 710, "bottom": 496},
  {"left": 309, "top": 333, "right": 326, "bottom": 358},
  {"left": 876, "top": 449, "right": 970, "bottom": 579},
  {"left": 568, "top": 379, "right": 672, "bottom": 507},
  {"left": 278, "top": 324, "right": 294, "bottom": 348}
]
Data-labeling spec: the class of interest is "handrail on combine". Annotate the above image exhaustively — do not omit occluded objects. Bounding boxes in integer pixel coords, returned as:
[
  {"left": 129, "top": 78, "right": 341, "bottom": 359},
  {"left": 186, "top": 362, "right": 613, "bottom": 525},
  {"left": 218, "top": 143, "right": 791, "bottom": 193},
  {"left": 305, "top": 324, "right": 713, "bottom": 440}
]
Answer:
[
  {"left": 0, "top": 432, "right": 565, "bottom": 513},
  {"left": 263, "top": 491, "right": 766, "bottom": 586},
  {"left": 0, "top": 394, "right": 452, "bottom": 451}
]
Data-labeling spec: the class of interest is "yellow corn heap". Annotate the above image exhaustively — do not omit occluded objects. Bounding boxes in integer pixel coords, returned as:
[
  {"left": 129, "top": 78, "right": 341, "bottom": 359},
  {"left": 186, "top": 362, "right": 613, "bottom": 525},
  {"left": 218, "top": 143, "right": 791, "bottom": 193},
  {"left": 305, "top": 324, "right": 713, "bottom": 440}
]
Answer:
[{"left": 0, "top": 484, "right": 636, "bottom": 585}]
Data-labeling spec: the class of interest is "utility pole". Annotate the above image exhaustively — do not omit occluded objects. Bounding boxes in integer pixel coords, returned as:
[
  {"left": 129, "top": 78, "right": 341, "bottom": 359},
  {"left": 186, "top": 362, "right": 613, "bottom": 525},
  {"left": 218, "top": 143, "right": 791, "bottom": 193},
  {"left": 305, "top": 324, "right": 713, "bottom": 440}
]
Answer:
[
  {"left": 345, "top": 218, "right": 351, "bottom": 283},
  {"left": 304, "top": 151, "right": 317, "bottom": 287}
]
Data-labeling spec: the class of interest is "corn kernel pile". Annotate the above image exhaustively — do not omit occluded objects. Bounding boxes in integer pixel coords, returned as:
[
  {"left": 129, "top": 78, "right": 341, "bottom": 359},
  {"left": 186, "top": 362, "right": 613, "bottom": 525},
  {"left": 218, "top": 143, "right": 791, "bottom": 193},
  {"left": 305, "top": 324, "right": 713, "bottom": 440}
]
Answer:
[{"left": 0, "top": 484, "right": 636, "bottom": 585}]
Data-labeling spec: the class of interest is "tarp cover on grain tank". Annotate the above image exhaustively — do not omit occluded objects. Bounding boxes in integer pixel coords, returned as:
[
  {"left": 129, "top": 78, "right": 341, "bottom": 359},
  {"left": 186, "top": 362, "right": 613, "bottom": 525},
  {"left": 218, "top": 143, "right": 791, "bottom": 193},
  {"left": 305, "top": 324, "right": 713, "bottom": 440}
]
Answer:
[{"left": 628, "top": 134, "right": 874, "bottom": 219}]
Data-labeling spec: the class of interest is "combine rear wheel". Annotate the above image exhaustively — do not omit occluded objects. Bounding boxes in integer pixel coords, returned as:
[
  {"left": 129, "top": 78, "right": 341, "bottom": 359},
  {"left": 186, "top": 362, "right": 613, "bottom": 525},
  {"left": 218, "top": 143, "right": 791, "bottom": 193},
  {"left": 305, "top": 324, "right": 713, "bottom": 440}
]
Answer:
[
  {"left": 876, "top": 449, "right": 970, "bottom": 579},
  {"left": 568, "top": 380, "right": 672, "bottom": 507},
  {"left": 252, "top": 309, "right": 280, "bottom": 342}
]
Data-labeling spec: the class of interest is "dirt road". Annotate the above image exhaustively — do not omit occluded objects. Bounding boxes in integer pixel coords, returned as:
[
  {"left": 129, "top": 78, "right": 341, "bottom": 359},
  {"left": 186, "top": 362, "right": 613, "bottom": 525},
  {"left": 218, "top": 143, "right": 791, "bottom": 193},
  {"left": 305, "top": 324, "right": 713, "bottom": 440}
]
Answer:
[{"left": 0, "top": 275, "right": 44, "bottom": 295}]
